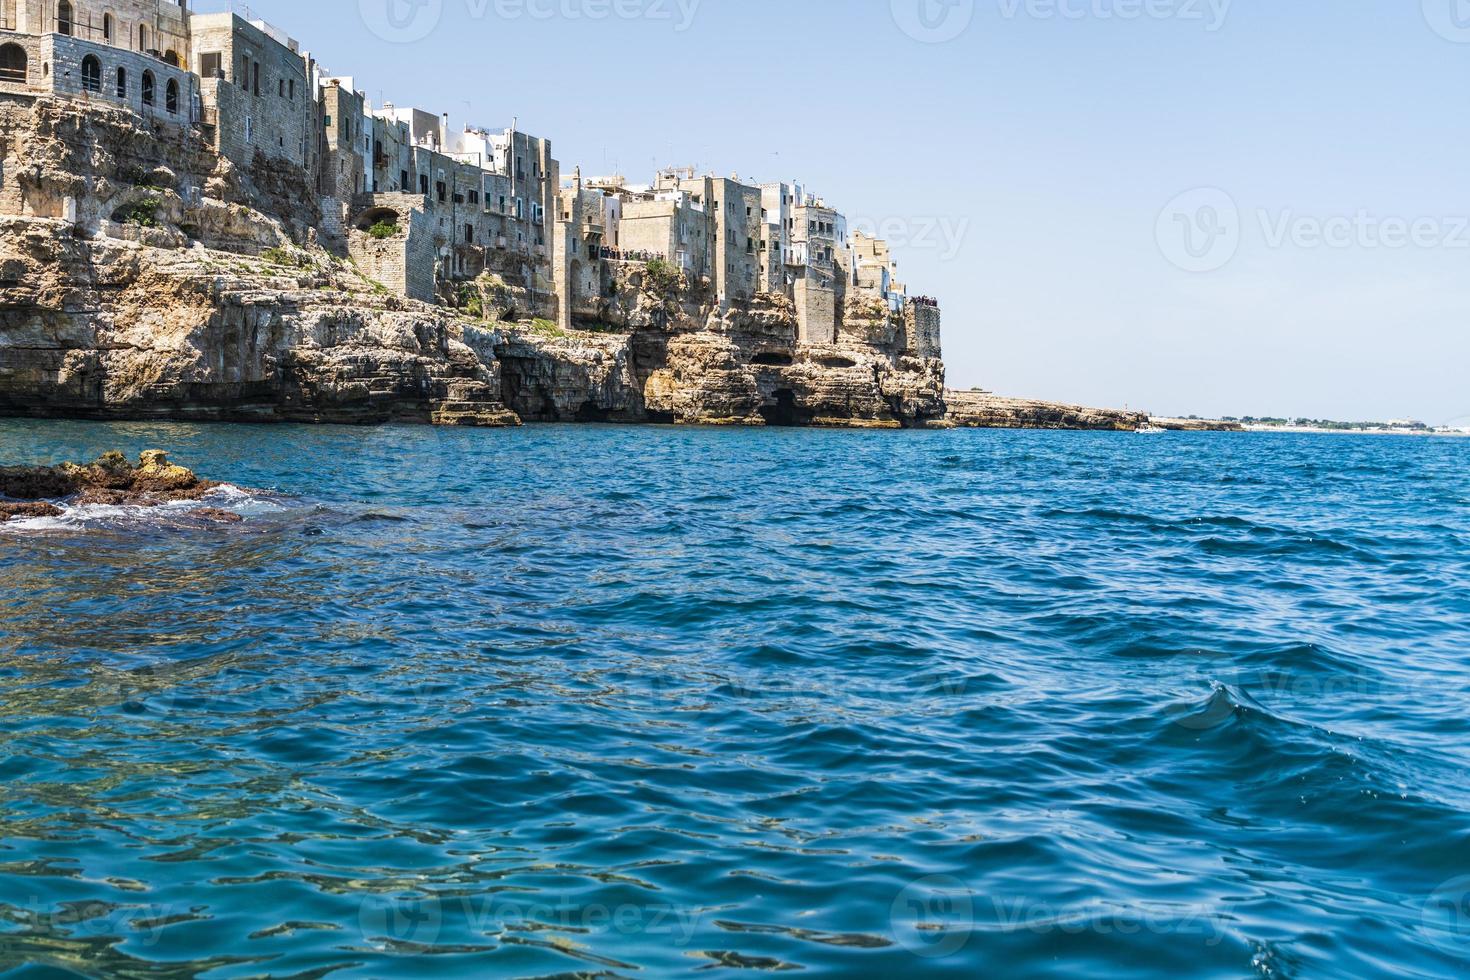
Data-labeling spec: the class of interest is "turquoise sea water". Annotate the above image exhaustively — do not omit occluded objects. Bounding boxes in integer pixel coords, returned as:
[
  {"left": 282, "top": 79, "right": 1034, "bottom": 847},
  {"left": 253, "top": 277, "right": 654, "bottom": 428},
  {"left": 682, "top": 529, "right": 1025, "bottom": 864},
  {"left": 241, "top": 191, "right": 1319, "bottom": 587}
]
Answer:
[{"left": 0, "top": 420, "right": 1467, "bottom": 978}]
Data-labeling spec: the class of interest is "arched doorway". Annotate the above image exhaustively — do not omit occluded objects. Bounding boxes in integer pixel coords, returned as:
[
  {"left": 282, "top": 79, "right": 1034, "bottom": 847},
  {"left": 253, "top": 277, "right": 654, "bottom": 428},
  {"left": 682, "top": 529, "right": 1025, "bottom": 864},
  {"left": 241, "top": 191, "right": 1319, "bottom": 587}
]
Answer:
[
  {"left": 0, "top": 43, "right": 26, "bottom": 84},
  {"left": 80, "top": 54, "right": 100, "bottom": 93}
]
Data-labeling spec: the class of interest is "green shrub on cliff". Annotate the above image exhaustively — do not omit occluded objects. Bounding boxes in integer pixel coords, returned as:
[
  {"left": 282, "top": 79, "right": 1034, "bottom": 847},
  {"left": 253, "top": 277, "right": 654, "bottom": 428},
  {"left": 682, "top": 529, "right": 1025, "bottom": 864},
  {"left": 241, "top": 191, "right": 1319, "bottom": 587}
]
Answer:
[
  {"left": 367, "top": 220, "right": 398, "bottom": 240},
  {"left": 262, "top": 246, "right": 307, "bottom": 268},
  {"left": 458, "top": 284, "right": 484, "bottom": 319},
  {"left": 643, "top": 259, "right": 681, "bottom": 295},
  {"left": 116, "top": 197, "right": 161, "bottom": 228}
]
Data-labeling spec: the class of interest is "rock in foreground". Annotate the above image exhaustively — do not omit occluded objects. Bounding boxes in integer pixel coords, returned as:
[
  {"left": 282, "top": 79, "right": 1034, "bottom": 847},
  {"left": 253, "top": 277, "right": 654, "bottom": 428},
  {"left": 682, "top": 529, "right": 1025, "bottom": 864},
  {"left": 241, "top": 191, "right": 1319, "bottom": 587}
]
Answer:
[{"left": 0, "top": 450, "right": 221, "bottom": 520}]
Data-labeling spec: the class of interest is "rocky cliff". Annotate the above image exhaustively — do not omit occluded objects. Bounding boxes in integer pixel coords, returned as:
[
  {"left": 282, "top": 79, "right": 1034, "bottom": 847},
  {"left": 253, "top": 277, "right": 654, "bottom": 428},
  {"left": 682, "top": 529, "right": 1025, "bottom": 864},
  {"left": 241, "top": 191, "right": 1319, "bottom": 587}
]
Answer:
[
  {"left": 945, "top": 390, "right": 1148, "bottom": 431},
  {"left": 0, "top": 98, "right": 945, "bottom": 429}
]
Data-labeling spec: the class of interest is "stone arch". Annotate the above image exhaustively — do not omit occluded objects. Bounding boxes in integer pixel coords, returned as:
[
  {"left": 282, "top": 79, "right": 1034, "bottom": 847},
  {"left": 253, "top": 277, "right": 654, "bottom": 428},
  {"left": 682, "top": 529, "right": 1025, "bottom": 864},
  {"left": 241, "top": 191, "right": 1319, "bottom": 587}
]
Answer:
[
  {"left": 0, "top": 43, "right": 26, "bottom": 84},
  {"left": 80, "top": 53, "right": 100, "bottom": 93},
  {"left": 352, "top": 206, "right": 402, "bottom": 233}
]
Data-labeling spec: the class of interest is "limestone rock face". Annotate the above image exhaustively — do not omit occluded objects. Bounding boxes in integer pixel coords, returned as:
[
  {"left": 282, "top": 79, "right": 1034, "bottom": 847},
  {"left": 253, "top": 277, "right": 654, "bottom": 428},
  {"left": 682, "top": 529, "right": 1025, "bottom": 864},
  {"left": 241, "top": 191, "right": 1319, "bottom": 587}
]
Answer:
[
  {"left": 945, "top": 391, "right": 1148, "bottom": 431},
  {"left": 0, "top": 99, "right": 947, "bottom": 430}
]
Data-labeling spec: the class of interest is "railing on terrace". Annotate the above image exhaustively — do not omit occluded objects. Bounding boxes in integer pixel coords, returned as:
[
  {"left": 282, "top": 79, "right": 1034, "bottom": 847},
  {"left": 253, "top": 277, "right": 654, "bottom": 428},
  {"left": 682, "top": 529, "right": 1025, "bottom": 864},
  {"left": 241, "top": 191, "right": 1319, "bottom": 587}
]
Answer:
[{"left": 593, "top": 247, "right": 666, "bottom": 263}]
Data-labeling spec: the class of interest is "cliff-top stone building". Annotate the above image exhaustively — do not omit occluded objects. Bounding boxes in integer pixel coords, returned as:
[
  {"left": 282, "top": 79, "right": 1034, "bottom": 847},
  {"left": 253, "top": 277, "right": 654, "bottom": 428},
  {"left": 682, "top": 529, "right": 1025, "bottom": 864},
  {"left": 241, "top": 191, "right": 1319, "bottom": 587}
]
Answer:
[{"left": 0, "top": 3, "right": 944, "bottom": 428}]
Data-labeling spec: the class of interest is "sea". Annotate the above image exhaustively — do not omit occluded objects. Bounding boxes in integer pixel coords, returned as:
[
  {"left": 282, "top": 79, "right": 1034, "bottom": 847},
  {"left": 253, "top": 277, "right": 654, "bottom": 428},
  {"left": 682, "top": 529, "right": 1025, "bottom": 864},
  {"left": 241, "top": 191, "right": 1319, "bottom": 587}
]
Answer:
[{"left": 0, "top": 419, "right": 1467, "bottom": 978}]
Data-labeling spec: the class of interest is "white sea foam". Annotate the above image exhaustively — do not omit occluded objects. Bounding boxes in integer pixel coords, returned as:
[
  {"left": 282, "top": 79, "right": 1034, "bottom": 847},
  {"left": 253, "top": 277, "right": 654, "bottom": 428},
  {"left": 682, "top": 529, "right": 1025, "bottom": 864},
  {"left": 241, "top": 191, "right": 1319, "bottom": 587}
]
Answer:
[{"left": 0, "top": 485, "right": 291, "bottom": 533}]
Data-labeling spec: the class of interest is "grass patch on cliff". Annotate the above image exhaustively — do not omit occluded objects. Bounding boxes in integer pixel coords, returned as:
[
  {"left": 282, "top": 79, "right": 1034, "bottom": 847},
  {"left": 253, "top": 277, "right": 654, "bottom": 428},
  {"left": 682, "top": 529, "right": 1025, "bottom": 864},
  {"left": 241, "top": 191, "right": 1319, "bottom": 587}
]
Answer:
[
  {"left": 262, "top": 246, "right": 309, "bottom": 268},
  {"left": 529, "top": 318, "right": 566, "bottom": 339}
]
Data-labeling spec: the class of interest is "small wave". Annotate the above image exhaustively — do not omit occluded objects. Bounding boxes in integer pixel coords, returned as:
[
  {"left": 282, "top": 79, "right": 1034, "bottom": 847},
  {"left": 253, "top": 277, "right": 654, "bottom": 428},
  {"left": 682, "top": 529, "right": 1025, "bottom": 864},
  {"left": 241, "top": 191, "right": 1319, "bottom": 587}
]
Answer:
[{"left": 0, "top": 485, "right": 293, "bottom": 534}]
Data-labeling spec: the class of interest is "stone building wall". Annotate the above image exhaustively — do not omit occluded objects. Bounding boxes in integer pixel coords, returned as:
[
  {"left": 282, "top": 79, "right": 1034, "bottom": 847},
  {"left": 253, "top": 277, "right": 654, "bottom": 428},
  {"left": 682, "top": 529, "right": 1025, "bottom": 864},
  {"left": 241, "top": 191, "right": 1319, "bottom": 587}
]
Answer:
[
  {"left": 0, "top": 32, "right": 193, "bottom": 125},
  {"left": 794, "top": 277, "right": 836, "bottom": 345},
  {"left": 347, "top": 202, "right": 437, "bottom": 303},
  {"left": 905, "top": 303, "right": 942, "bottom": 358},
  {"left": 189, "top": 13, "right": 313, "bottom": 175},
  {"left": 14, "top": 0, "right": 190, "bottom": 62},
  {"left": 709, "top": 177, "right": 761, "bottom": 304}
]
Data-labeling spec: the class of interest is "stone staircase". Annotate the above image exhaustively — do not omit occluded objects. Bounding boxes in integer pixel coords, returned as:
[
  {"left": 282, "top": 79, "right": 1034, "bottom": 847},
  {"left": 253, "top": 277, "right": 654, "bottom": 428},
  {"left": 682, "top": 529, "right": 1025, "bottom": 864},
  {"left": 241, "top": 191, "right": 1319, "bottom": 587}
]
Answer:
[{"left": 430, "top": 381, "right": 522, "bottom": 427}]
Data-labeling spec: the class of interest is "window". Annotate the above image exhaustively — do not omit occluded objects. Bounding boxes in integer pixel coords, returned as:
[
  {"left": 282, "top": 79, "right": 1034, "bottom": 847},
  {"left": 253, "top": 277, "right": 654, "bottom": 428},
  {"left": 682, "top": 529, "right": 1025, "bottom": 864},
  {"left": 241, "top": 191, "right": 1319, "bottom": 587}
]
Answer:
[
  {"left": 465, "top": 224, "right": 473, "bottom": 243},
  {"left": 79, "top": 54, "right": 99, "bottom": 91},
  {"left": 0, "top": 43, "right": 26, "bottom": 84},
  {"left": 400, "top": 170, "right": 409, "bottom": 190},
  {"left": 56, "top": 0, "right": 72, "bottom": 36},
  {"left": 288, "top": 79, "right": 294, "bottom": 99},
  {"left": 436, "top": 181, "right": 446, "bottom": 203},
  {"left": 200, "top": 52, "right": 221, "bottom": 79},
  {"left": 115, "top": 66, "right": 125, "bottom": 98},
  {"left": 244, "top": 114, "right": 252, "bottom": 142},
  {"left": 419, "top": 174, "right": 428, "bottom": 195},
  {"left": 323, "top": 114, "right": 332, "bottom": 127},
  {"left": 278, "top": 79, "right": 283, "bottom": 97},
  {"left": 251, "top": 61, "right": 259, "bottom": 97},
  {"left": 138, "top": 24, "right": 147, "bottom": 52},
  {"left": 102, "top": 13, "right": 112, "bottom": 41},
  {"left": 468, "top": 190, "right": 478, "bottom": 205},
  {"left": 165, "top": 78, "right": 178, "bottom": 114},
  {"left": 140, "top": 70, "right": 154, "bottom": 106},
  {"left": 163, "top": 50, "right": 180, "bottom": 68}
]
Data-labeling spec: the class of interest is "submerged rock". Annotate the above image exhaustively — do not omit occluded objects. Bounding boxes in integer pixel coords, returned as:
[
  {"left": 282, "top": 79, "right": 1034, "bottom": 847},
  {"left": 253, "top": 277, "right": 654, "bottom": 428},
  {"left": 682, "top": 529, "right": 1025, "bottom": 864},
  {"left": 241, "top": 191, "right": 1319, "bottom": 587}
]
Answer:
[{"left": 0, "top": 450, "right": 219, "bottom": 514}]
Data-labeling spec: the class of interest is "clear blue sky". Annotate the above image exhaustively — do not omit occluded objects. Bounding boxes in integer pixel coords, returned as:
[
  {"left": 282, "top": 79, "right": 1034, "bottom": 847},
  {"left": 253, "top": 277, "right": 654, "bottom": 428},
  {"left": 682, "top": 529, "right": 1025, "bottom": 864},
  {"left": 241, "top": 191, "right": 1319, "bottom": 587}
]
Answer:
[{"left": 211, "top": 0, "right": 1470, "bottom": 424}]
